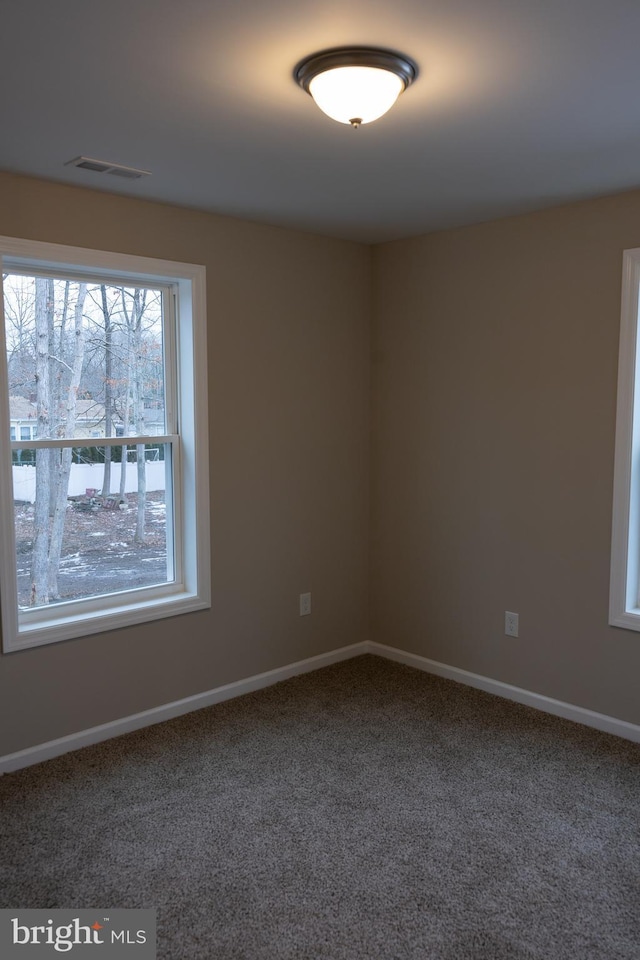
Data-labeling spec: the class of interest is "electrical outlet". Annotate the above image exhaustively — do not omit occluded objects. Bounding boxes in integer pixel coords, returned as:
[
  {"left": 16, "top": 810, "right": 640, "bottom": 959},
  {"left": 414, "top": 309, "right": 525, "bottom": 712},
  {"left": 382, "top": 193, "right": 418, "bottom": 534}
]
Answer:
[
  {"left": 505, "top": 611, "right": 519, "bottom": 638},
  {"left": 299, "top": 592, "right": 311, "bottom": 616}
]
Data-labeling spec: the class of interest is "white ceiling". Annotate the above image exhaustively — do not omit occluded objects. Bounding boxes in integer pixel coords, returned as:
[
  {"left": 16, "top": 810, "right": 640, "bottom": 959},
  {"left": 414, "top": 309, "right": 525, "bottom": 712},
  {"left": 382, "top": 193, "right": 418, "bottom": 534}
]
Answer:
[{"left": 2, "top": 0, "right": 640, "bottom": 243}]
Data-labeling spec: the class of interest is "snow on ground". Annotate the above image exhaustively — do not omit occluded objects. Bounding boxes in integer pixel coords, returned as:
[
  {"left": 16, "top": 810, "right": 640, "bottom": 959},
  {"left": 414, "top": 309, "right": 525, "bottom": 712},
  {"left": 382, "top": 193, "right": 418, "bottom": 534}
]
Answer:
[{"left": 15, "top": 491, "right": 168, "bottom": 607}]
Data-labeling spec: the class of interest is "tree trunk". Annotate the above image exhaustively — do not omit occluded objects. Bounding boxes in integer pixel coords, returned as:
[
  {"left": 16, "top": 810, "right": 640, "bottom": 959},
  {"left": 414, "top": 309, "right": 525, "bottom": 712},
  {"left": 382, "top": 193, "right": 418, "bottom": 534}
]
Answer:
[
  {"left": 118, "top": 286, "right": 135, "bottom": 501},
  {"left": 135, "top": 444, "right": 146, "bottom": 542},
  {"left": 48, "top": 284, "right": 87, "bottom": 598},
  {"left": 100, "top": 284, "right": 113, "bottom": 497},
  {"left": 48, "top": 280, "right": 66, "bottom": 517},
  {"left": 30, "top": 279, "right": 52, "bottom": 606},
  {"left": 119, "top": 398, "right": 130, "bottom": 501},
  {"left": 132, "top": 290, "right": 147, "bottom": 542}
]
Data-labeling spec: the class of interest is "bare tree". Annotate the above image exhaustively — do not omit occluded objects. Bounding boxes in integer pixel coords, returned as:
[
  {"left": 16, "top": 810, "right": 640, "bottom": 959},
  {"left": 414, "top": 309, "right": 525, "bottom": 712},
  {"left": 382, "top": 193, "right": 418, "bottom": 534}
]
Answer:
[
  {"left": 30, "top": 278, "right": 53, "bottom": 606},
  {"left": 4, "top": 274, "right": 36, "bottom": 396},
  {"left": 48, "top": 283, "right": 87, "bottom": 598},
  {"left": 120, "top": 287, "right": 149, "bottom": 541},
  {"left": 29, "top": 280, "right": 90, "bottom": 603},
  {"left": 99, "top": 284, "right": 114, "bottom": 497},
  {"left": 131, "top": 288, "right": 147, "bottom": 543},
  {"left": 48, "top": 281, "right": 70, "bottom": 516},
  {"left": 9, "top": 273, "right": 163, "bottom": 607}
]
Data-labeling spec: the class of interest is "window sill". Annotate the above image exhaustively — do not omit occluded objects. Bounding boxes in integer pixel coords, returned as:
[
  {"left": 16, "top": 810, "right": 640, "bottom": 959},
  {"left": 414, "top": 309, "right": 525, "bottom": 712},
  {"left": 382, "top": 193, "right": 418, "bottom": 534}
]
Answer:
[
  {"left": 609, "top": 609, "right": 640, "bottom": 633},
  {"left": 5, "top": 589, "right": 210, "bottom": 653}
]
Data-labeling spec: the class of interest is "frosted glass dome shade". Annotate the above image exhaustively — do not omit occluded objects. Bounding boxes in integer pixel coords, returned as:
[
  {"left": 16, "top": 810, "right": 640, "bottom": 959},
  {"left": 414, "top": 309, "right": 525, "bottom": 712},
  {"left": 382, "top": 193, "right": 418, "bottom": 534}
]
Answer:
[
  {"left": 295, "top": 48, "right": 417, "bottom": 128},
  {"left": 309, "top": 65, "right": 404, "bottom": 126}
]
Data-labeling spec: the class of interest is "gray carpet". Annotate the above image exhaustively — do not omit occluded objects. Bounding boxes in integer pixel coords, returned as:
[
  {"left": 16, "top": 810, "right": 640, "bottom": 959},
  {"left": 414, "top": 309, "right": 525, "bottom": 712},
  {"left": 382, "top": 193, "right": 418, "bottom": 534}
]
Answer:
[{"left": 1, "top": 654, "right": 639, "bottom": 959}]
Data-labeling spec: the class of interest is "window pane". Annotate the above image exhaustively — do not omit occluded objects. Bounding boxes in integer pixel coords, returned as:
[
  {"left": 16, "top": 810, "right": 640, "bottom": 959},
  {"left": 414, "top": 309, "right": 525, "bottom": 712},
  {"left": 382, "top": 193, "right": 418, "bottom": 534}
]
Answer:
[
  {"left": 4, "top": 275, "right": 165, "bottom": 440},
  {"left": 12, "top": 444, "right": 172, "bottom": 610}
]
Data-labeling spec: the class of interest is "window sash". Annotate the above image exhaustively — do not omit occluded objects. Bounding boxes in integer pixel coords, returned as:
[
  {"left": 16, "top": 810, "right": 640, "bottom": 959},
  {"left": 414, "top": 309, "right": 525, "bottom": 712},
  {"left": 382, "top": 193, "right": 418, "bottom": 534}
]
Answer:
[{"left": 16, "top": 437, "right": 180, "bottom": 626}]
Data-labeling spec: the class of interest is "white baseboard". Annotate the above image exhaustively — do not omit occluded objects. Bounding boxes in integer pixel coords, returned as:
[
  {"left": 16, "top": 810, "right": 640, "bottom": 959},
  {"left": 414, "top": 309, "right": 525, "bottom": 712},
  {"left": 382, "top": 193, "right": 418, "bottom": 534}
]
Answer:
[
  {"left": 3, "top": 637, "right": 639, "bottom": 774},
  {"left": 368, "top": 641, "right": 640, "bottom": 744},
  {"left": 0, "top": 641, "right": 368, "bottom": 774}
]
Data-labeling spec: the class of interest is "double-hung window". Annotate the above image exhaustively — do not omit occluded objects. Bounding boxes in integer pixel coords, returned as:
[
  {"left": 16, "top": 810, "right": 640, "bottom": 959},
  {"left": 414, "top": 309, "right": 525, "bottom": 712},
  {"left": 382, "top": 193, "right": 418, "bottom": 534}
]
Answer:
[{"left": 0, "top": 237, "right": 210, "bottom": 652}]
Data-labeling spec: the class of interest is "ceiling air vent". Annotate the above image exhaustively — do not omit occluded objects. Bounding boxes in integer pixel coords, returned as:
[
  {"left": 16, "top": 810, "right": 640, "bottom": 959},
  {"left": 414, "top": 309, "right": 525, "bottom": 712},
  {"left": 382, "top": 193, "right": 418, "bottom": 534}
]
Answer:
[{"left": 65, "top": 156, "right": 151, "bottom": 180}]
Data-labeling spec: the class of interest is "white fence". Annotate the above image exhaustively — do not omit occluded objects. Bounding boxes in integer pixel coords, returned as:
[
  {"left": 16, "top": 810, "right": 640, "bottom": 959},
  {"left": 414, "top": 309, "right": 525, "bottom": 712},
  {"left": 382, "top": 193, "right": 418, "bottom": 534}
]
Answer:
[{"left": 12, "top": 461, "right": 167, "bottom": 503}]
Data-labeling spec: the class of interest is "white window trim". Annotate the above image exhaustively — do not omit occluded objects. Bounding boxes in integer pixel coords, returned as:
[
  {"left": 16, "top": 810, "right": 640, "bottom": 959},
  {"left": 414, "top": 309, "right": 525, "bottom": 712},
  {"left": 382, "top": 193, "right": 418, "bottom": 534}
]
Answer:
[
  {"left": 0, "top": 236, "right": 210, "bottom": 652},
  {"left": 610, "top": 247, "right": 640, "bottom": 630}
]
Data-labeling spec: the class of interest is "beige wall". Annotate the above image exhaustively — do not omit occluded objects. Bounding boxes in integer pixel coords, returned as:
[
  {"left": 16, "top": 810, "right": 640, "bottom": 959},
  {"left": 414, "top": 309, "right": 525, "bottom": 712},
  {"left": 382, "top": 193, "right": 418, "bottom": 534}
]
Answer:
[
  {"left": 3, "top": 171, "right": 640, "bottom": 757},
  {"left": 371, "top": 191, "right": 640, "bottom": 726},
  {"left": 0, "top": 172, "right": 371, "bottom": 756}
]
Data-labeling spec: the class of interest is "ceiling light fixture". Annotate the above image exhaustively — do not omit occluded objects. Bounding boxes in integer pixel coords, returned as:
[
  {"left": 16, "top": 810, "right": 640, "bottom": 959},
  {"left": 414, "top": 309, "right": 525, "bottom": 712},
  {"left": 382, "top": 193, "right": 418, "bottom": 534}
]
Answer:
[{"left": 295, "top": 47, "right": 417, "bottom": 129}]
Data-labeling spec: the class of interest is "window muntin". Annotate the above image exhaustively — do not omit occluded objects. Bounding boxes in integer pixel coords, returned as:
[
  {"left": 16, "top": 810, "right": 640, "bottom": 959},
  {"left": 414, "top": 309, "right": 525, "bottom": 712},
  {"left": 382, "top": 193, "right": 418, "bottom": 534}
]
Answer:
[{"left": 0, "top": 238, "right": 209, "bottom": 652}]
